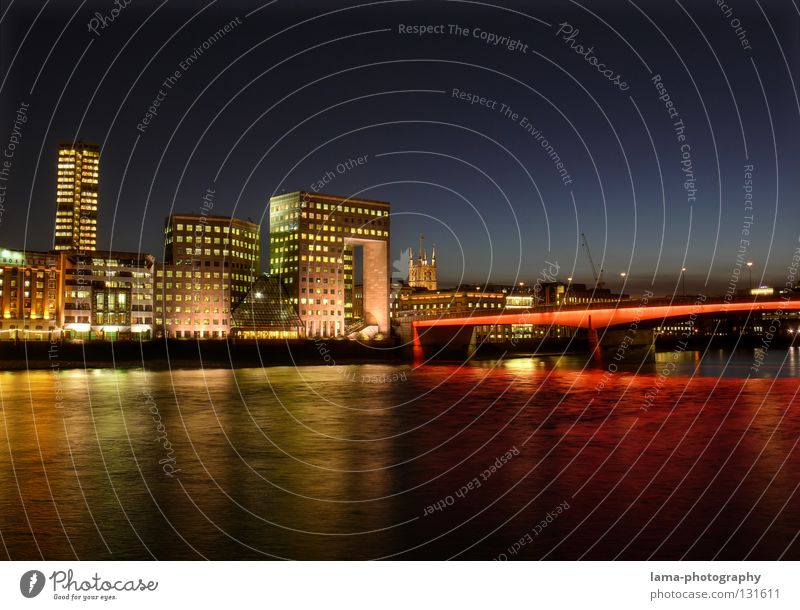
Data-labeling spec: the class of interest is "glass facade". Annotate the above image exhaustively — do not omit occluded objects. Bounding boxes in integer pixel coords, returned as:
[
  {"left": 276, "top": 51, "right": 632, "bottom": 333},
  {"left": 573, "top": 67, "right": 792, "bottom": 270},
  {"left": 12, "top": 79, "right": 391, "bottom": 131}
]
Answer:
[{"left": 230, "top": 274, "right": 304, "bottom": 339}]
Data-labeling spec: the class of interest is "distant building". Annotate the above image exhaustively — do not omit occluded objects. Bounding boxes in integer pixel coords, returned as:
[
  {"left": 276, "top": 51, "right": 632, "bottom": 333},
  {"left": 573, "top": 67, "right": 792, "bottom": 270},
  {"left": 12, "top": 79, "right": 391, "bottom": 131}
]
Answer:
[
  {"left": 54, "top": 141, "right": 99, "bottom": 251},
  {"left": 493, "top": 282, "right": 625, "bottom": 341},
  {"left": 230, "top": 274, "right": 305, "bottom": 339},
  {"left": 154, "top": 213, "right": 260, "bottom": 339},
  {"left": 390, "top": 280, "right": 413, "bottom": 320},
  {"left": 268, "top": 191, "right": 390, "bottom": 338},
  {"left": 560, "top": 282, "right": 628, "bottom": 304},
  {"left": 397, "top": 285, "right": 514, "bottom": 342},
  {"left": 407, "top": 235, "right": 437, "bottom": 290},
  {"left": 395, "top": 282, "right": 614, "bottom": 343},
  {"left": 0, "top": 249, "right": 61, "bottom": 340},
  {"left": 397, "top": 286, "right": 505, "bottom": 316},
  {"left": 504, "top": 293, "right": 535, "bottom": 308},
  {"left": 59, "top": 250, "right": 154, "bottom": 340}
]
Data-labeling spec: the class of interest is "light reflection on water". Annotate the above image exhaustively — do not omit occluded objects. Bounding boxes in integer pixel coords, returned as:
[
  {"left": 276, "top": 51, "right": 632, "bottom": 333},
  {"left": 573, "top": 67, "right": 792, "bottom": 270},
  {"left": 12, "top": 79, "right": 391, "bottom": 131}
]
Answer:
[{"left": 0, "top": 349, "right": 798, "bottom": 560}]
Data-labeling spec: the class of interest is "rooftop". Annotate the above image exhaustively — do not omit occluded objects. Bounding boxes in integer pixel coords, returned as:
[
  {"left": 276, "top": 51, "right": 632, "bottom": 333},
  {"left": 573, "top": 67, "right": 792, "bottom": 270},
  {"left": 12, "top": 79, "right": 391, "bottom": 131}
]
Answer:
[{"left": 271, "top": 191, "right": 390, "bottom": 207}]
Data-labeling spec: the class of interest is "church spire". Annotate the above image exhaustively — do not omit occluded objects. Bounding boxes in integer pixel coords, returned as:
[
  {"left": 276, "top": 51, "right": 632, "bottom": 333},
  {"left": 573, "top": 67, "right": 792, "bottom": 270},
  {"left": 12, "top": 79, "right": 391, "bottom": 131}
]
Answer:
[{"left": 408, "top": 234, "right": 437, "bottom": 291}]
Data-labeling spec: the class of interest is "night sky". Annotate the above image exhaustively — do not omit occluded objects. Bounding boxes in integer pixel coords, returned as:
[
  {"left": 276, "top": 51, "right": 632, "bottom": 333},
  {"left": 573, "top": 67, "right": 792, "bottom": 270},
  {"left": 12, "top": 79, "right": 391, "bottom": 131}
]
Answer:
[{"left": 1, "top": 0, "right": 799, "bottom": 295}]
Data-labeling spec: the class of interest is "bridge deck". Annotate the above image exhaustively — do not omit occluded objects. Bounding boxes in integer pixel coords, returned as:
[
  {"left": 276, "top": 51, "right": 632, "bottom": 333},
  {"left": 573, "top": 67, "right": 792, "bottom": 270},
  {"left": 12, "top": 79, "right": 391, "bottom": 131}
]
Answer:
[{"left": 409, "top": 298, "right": 800, "bottom": 330}]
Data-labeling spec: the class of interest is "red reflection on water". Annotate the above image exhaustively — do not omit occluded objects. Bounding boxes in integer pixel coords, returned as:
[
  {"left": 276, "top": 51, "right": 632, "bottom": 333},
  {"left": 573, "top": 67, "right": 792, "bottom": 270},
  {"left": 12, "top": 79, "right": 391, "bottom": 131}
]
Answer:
[{"left": 0, "top": 356, "right": 798, "bottom": 560}]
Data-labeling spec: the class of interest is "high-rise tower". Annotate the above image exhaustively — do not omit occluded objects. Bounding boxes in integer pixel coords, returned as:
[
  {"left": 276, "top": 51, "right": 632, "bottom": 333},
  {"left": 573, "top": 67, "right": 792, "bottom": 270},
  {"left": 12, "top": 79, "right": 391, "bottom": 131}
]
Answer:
[{"left": 54, "top": 141, "right": 99, "bottom": 251}]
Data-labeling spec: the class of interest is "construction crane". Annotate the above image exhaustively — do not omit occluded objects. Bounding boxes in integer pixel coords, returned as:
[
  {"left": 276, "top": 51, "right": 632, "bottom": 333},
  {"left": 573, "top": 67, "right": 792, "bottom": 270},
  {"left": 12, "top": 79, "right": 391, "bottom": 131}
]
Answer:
[{"left": 581, "top": 233, "right": 605, "bottom": 289}]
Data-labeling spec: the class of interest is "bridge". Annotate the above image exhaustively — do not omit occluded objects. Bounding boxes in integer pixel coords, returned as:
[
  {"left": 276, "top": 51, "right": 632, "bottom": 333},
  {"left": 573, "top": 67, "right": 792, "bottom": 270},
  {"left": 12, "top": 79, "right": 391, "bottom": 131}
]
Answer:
[{"left": 400, "top": 297, "right": 800, "bottom": 357}]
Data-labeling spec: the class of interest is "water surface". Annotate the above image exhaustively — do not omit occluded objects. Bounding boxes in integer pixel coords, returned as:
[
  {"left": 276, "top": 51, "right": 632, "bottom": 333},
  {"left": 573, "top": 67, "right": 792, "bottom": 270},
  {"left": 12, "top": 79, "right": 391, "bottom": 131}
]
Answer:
[{"left": 1, "top": 349, "right": 798, "bottom": 559}]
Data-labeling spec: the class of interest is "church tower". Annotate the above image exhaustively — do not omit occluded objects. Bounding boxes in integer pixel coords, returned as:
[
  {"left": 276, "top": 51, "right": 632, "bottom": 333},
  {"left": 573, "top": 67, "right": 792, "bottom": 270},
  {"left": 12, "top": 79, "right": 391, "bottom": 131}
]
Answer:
[{"left": 408, "top": 234, "right": 437, "bottom": 290}]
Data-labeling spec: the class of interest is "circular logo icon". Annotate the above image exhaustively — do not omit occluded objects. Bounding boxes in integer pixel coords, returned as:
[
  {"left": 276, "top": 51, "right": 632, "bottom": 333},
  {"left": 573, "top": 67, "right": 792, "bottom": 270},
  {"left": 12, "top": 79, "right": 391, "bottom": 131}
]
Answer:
[{"left": 20, "top": 570, "right": 45, "bottom": 598}]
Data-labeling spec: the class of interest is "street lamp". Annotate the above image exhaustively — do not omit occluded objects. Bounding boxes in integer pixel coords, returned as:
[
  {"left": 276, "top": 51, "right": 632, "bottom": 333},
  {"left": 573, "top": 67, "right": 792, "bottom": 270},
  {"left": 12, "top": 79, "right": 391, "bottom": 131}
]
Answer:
[
  {"left": 681, "top": 267, "right": 686, "bottom": 297},
  {"left": 746, "top": 261, "right": 753, "bottom": 292}
]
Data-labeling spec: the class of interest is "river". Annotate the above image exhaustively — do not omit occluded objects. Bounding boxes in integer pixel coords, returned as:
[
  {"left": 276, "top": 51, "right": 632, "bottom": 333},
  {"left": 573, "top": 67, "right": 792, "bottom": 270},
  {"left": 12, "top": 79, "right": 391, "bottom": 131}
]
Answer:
[{"left": 1, "top": 348, "right": 798, "bottom": 560}]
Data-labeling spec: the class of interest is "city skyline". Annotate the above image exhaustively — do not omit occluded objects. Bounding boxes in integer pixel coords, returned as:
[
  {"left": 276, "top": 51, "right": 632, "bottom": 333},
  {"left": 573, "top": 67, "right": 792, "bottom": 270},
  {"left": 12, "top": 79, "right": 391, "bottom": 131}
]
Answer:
[
  {"left": 0, "top": 135, "right": 790, "bottom": 299},
  {"left": 1, "top": 1, "right": 799, "bottom": 295}
]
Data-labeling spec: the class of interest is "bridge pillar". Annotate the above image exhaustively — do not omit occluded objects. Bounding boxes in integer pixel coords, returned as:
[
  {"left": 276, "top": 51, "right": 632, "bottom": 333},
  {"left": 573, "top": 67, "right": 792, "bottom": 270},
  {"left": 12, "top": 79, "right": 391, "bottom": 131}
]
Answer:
[
  {"left": 405, "top": 323, "right": 477, "bottom": 359},
  {"left": 411, "top": 324, "right": 424, "bottom": 362},
  {"left": 596, "top": 328, "right": 655, "bottom": 363},
  {"left": 587, "top": 326, "right": 602, "bottom": 364}
]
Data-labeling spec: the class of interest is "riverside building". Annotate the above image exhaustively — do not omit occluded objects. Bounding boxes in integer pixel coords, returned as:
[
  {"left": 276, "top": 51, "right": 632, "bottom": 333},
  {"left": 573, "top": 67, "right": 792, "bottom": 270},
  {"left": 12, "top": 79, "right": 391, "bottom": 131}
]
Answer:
[
  {"left": 268, "top": 191, "right": 390, "bottom": 338},
  {"left": 154, "top": 213, "right": 260, "bottom": 339}
]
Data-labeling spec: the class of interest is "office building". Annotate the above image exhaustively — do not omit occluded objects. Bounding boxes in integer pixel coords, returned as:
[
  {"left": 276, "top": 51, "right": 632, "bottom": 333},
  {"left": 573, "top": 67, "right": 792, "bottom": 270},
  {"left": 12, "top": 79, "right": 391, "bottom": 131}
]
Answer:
[
  {"left": 154, "top": 213, "right": 260, "bottom": 339},
  {"left": 268, "top": 191, "right": 390, "bottom": 338},
  {"left": 59, "top": 250, "right": 155, "bottom": 340},
  {"left": 55, "top": 141, "right": 100, "bottom": 251}
]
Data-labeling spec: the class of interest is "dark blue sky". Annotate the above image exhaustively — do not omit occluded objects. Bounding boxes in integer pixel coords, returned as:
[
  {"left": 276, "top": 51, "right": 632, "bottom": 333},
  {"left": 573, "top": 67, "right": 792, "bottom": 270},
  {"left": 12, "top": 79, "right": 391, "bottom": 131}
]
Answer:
[{"left": 1, "top": 0, "right": 799, "bottom": 295}]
